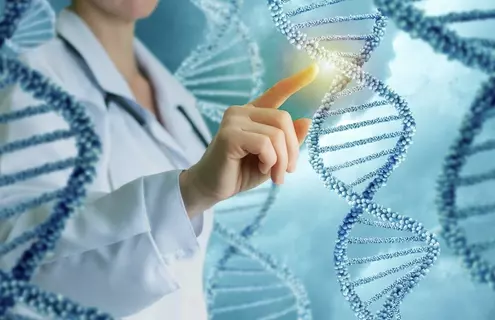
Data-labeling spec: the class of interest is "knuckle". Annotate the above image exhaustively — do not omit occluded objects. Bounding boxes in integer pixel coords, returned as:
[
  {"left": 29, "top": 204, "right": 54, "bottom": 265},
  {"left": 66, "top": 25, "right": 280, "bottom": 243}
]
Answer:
[
  {"left": 277, "top": 110, "right": 292, "bottom": 125},
  {"left": 221, "top": 116, "right": 234, "bottom": 127},
  {"left": 223, "top": 105, "right": 241, "bottom": 118},
  {"left": 222, "top": 109, "right": 242, "bottom": 126},
  {"left": 217, "top": 127, "right": 234, "bottom": 145},
  {"left": 260, "top": 135, "right": 272, "bottom": 151},
  {"left": 273, "top": 128, "right": 285, "bottom": 144}
]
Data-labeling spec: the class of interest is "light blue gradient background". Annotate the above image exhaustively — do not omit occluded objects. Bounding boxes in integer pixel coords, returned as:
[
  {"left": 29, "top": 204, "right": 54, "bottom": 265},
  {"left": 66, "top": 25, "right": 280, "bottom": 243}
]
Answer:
[{"left": 44, "top": 1, "right": 495, "bottom": 318}]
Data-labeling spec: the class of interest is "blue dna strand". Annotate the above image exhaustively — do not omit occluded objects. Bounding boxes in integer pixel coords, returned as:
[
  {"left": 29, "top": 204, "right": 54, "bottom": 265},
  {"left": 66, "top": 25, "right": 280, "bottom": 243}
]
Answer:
[
  {"left": 174, "top": 0, "right": 264, "bottom": 123},
  {"left": 436, "top": 77, "right": 495, "bottom": 289},
  {"left": 176, "top": 0, "right": 312, "bottom": 319},
  {"left": 209, "top": 219, "right": 311, "bottom": 320},
  {"left": 0, "top": 0, "right": 113, "bottom": 318},
  {"left": 205, "top": 183, "right": 312, "bottom": 320},
  {"left": 267, "top": 0, "right": 440, "bottom": 318},
  {"left": 1, "top": 0, "right": 55, "bottom": 56},
  {"left": 372, "top": 0, "right": 495, "bottom": 74},
  {"left": 371, "top": 0, "right": 495, "bottom": 290}
]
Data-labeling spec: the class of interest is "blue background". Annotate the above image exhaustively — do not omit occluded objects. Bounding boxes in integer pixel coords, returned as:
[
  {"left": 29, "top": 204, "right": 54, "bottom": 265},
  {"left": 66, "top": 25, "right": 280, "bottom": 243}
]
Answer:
[{"left": 45, "top": 0, "right": 495, "bottom": 319}]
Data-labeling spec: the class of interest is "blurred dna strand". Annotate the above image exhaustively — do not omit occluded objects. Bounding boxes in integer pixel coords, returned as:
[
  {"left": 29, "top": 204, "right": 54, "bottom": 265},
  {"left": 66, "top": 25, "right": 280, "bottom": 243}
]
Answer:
[
  {"left": 371, "top": 0, "right": 495, "bottom": 290},
  {"left": 206, "top": 183, "right": 312, "bottom": 320},
  {"left": 175, "top": 0, "right": 264, "bottom": 123},
  {"left": 0, "top": 0, "right": 113, "bottom": 318},
  {"left": 436, "top": 77, "right": 495, "bottom": 289},
  {"left": 373, "top": 0, "right": 495, "bottom": 74},
  {"left": 176, "top": 0, "right": 313, "bottom": 319},
  {"left": 267, "top": 0, "right": 440, "bottom": 319}
]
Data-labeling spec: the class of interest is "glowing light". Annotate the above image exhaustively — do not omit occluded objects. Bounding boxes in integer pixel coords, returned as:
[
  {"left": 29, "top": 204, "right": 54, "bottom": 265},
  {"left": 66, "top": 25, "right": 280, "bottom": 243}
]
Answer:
[{"left": 318, "top": 60, "right": 334, "bottom": 72}]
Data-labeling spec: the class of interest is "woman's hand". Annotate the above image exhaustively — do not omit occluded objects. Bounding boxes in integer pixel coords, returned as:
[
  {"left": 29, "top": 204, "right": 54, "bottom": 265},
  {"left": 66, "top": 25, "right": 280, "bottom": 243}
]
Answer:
[{"left": 180, "top": 64, "right": 319, "bottom": 217}]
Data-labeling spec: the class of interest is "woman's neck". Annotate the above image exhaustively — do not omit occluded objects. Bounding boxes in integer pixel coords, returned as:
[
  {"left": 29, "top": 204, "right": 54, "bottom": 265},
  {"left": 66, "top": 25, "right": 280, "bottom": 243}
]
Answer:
[{"left": 68, "top": 1, "right": 140, "bottom": 82}]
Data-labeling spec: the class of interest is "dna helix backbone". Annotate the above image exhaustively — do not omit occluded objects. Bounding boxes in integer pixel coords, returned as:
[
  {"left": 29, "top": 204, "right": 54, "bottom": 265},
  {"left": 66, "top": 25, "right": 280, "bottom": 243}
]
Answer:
[
  {"left": 266, "top": 0, "right": 440, "bottom": 319},
  {"left": 175, "top": 0, "right": 313, "bottom": 319},
  {"left": 0, "top": 0, "right": 114, "bottom": 318},
  {"left": 370, "top": 0, "right": 495, "bottom": 290}
]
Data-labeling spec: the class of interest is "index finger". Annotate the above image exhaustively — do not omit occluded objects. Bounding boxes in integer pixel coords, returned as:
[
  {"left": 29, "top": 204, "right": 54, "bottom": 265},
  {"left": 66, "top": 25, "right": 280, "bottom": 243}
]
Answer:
[{"left": 250, "top": 63, "right": 319, "bottom": 109}]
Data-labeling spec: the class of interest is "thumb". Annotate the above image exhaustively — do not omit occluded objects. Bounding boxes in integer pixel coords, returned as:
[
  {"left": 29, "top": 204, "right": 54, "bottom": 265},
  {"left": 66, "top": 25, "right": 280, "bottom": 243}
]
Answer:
[{"left": 294, "top": 118, "right": 312, "bottom": 146}]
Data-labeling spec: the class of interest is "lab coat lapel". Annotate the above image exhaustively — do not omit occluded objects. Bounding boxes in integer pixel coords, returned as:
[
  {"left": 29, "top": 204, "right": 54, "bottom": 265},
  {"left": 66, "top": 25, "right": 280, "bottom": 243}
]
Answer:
[
  {"left": 57, "top": 9, "right": 213, "bottom": 169},
  {"left": 133, "top": 40, "right": 212, "bottom": 146},
  {"left": 56, "top": 9, "right": 197, "bottom": 166},
  {"left": 56, "top": 9, "right": 135, "bottom": 102}
]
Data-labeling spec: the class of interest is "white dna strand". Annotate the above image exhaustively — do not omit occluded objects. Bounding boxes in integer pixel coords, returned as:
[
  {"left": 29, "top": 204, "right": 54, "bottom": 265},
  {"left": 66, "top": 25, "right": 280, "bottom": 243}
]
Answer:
[
  {"left": 267, "top": 0, "right": 440, "bottom": 319},
  {"left": 176, "top": 0, "right": 313, "bottom": 319},
  {"left": 0, "top": 0, "right": 114, "bottom": 318},
  {"left": 188, "top": 0, "right": 243, "bottom": 35},
  {"left": 370, "top": 0, "right": 495, "bottom": 289}
]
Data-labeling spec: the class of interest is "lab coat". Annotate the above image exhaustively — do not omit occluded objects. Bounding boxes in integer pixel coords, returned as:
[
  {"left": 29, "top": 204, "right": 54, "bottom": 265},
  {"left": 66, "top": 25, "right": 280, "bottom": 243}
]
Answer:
[{"left": 0, "top": 9, "right": 214, "bottom": 320}]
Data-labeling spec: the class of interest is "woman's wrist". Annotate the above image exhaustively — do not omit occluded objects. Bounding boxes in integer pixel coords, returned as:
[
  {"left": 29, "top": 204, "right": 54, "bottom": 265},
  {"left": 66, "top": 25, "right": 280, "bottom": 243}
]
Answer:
[{"left": 179, "top": 167, "right": 218, "bottom": 219}]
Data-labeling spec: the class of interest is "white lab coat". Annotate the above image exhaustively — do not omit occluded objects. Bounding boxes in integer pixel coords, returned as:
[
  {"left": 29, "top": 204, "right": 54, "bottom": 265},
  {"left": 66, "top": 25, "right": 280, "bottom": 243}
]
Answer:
[{"left": 0, "top": 9, "right": 214, "bottom": 320}]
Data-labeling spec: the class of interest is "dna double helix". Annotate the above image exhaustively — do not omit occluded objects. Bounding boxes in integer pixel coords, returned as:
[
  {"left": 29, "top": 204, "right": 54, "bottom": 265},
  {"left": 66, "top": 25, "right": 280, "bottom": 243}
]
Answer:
[
  {"left": 0, "top": 0, "right": 113, "bottom": 318},
  {"left": 175, "top": 0, "right": 264, "bottom": 123},
  {"left": 176, "top": 1, "right": 312, "bottom": 319},
  {"left": 371, "top": 0, "right": 495, "bottom": 289},
  {"left": 267, "top": 0, "right": 440, "bottom": 319}
]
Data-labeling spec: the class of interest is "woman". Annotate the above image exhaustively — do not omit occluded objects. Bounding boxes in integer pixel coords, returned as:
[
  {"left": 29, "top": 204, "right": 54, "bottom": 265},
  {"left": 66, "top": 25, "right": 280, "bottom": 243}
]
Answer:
[{"left": 0, "top": 0, "right": 318, "bottom": 319}]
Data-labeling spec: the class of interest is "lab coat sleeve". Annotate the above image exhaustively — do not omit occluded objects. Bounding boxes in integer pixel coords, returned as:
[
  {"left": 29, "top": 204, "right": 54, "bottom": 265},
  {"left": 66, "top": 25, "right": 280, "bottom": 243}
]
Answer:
[{"left": 0, "top": 57, "right": 202, "bottom": 317}]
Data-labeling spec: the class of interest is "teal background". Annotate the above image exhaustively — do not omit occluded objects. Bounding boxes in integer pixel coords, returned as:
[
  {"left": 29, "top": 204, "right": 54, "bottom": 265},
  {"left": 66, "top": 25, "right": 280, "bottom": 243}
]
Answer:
[{"left": 43, "top": 1, "right": 495, "bottom": 319}]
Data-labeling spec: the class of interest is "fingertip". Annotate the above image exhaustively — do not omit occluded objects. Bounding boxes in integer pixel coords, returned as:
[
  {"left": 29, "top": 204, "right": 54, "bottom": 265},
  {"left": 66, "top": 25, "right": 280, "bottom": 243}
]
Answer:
[
  {"left": 300, "top": 63, "right": 319, "bottom": 83},
  {"left": 287, "top": 163, "right": 296, "bottom": 173},
  {"left": 287, "top": 149, "right": 300, "bottom": 173},
  {"left": 308, "top": 63, "right": 320, "bottom": 78},
  {"left": 271, "top": 171, "right": 285, "bottom": 185},
  {"left": 270, "top": 171, "right": 278, "bottom": 185},
  {"left": 296, "top": 63, "right": 319, "bottom": 87},
  {"left": 300, "top": 117, "right": 312, "bottom": 125},
  {"left": 250, "top": 64, "right": 320, "bottom": 109}
]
